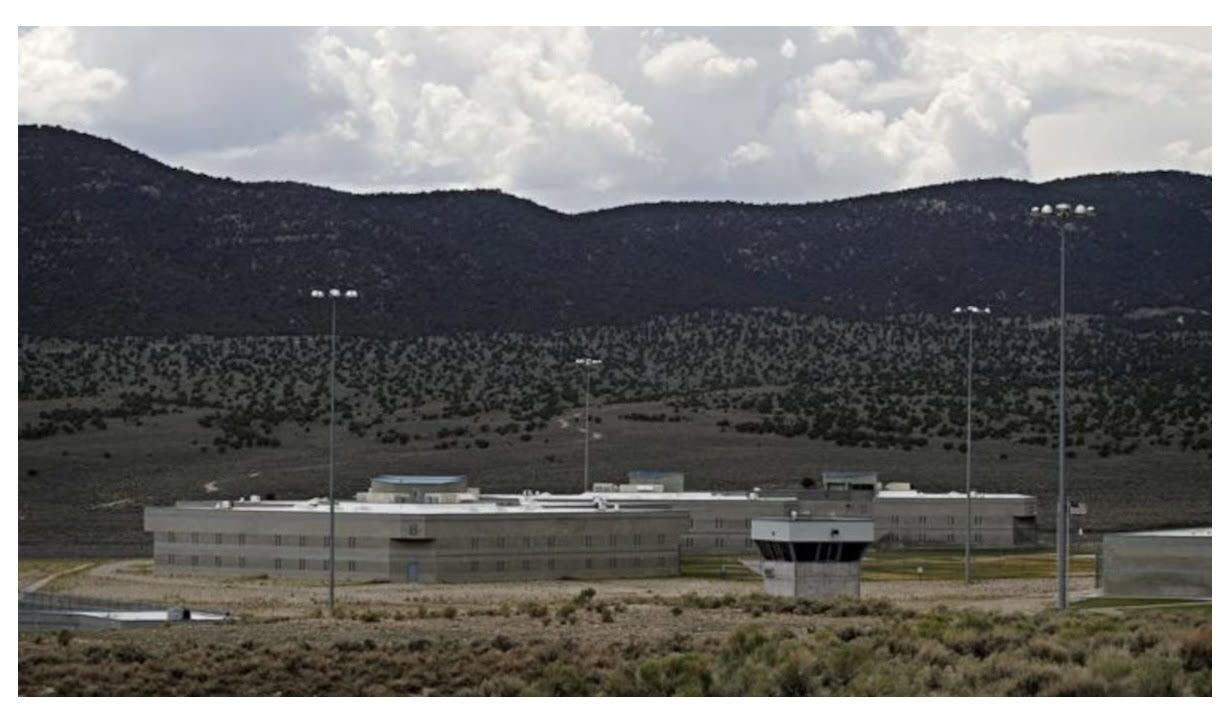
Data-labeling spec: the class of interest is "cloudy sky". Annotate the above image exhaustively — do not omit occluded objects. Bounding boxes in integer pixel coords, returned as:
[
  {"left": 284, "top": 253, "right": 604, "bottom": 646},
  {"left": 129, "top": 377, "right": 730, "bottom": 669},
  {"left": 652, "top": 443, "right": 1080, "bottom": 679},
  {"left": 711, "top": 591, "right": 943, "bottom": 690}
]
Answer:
[{"left": 17, "top": 26, "right": 1212, "bottom": 212}]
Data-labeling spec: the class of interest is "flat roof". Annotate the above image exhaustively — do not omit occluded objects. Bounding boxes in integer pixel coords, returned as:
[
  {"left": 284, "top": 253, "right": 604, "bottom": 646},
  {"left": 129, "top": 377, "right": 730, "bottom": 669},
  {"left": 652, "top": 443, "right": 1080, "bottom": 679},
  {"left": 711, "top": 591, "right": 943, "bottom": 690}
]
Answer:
[
  {"left": 1117, "top": 528, "right": 1211, "bottom": 538},
  {"left": 371, "top": 475, "right": 466, "bottom": 485},
  {"left": 170, "top": 499, "right": 675, "bottom": 516},
  {"left": 876, "top": 490, "right": 1034, "bottom": 500},
  {"left": 755, "top": 515, "right": 873, "bottom": 522},
  {"left": 486, "top": 491, "right": 796, "bottom": 502},
  {"left": 627, "top": 471, "right": 683, "bottom": 477}
]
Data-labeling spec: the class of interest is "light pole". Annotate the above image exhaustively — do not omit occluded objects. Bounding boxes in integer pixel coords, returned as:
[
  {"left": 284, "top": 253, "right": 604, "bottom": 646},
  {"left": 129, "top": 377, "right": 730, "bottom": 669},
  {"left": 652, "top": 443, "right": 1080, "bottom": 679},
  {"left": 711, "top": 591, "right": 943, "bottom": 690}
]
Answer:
[
  {"left": 952, "top": 305, "right": 991, "bottom": 586},
  {"left": 1029, "top": 202, "right": 1096, "bottom": 611},
  {"left": 574, "top": 357, "right": 602, "bottom": 492},
  {"left": 310, "top": 287, "right": 359, "bottom": 617}
]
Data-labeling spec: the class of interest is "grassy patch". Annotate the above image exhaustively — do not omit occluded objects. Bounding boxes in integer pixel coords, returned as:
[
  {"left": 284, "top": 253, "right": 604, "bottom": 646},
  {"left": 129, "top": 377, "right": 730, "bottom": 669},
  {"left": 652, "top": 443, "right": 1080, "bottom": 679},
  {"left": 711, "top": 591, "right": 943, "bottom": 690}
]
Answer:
[
  {"left": 861, "top": 549, "right": 1095, "bottom": 582},
  {"left": 678, "top": 555, "right": 760, "bottom": 581},
  {"left": 1071, "top": 597, "right": 1210, "bottom": 611}
]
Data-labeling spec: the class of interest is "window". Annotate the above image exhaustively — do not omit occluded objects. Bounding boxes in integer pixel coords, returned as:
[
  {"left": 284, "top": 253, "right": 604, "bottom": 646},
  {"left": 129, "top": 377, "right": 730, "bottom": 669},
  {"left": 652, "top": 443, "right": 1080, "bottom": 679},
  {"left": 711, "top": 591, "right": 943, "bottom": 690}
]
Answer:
[
  {"left": 238, "top": 556, "right": 246, "bottom": 568},
  {"left": 947, "top": 534, "right": 955, "bottom": 543},
  {"left": 657, "top": 557, "right": 666, "bottom": 567},
  {"left": 609, "top": 534, "right": 617, "bottom": 547},
  {"left": 348, "top": 537, "right": 356, "bottom": 549},
  {"left": 496, "top": 560, "right": 505, "bottom": 572},
  {"left": 348, "top": 561, "right": 356, "bottom": 572},
  {"left": 919, "top": 516, "right": 927, "bottom": 525},
  {"left": 891, "top": 516, "right": 899, "bottom": 525},
  {"left": 744, "top": 518, "right": 750, "bottom": 529},
  {"left": 716, "top": 538, "right": 725, "bottom": 548},
  {"left": 168, "top": 532, "right": 176, "bottom": 543},
  {"left": 585, "top": 558, "right": 593, "bottom": 569},
  {"left": 633, "top": 557, "right": 642, "bottom": 568},
  {"left": 657, "top": 533, "right": 665, "bottom": 545},
  {"left": 299, "top": 536, "right": 306, "bottom": 547},
  {"left": 191, "top": 532, "right": 199, "bottom": 545},
  {"left": 238, "top": 534, "right": 246, "bottom": 546},
  {"left": 215, "top": 534, "right": 222, "bottom": 545},
  {"left": 497, "top": 537, "right": 505, "bottom": 549},
  {"left": 975, "top": 533, "right": 983, "bottom": 543},
  {"left": 299, "top": 559, "right": 306, "bottom": 571},
  {"left": 547, "top": 536, "right": 556, "bottom": 548},
  {"left": 169, "top": 554, "right": 176, "bottom": 566},
  {"left": 685, "top": 537, "right": 693, "bottom": 548},
  {"left": 689, "top": 519, "right": 694, "bottom": 530},
  {"left": 715, "top": 518, "right": 723, "bottom": 529},
  {"left": 471, "top": 537, "right": 479, "bottom": 550},
  {"left": 323, "top": 536, "right": 331, "bottom": 547},
  {"left": 547, "top": 559, "right": 555, "bottom": 571},
  {"left": 609, "top": 557, "right": 618, "bottom": 569},
  {"left": 274, "top": 558, "right": 282, "bottom": 570},
  {"left": 523, "top": 536, "right": 532, "bottom": 549},
  {"left": 275, "top": 534, "right": 282, "bottom": 546},
  {"left": 190, "top": 555, "right": 198, "bottom": 566},
  {"left": 633, "top": 534, "right": 642, "bottom": 546},
  {"left": 947, "top": 516, "right": 955, "bottom": 525},
  {"left": 522, "top": 560, "right": 530, "bottom": 571},
  {"left": 974, "top": 516, "right": 983, "bottom": 525},
  {"left": 585, "top": 535, "right": 593, "bottom": 547},
  {"left": 470, "top": 561, "right": 479, "bottom": 572}
]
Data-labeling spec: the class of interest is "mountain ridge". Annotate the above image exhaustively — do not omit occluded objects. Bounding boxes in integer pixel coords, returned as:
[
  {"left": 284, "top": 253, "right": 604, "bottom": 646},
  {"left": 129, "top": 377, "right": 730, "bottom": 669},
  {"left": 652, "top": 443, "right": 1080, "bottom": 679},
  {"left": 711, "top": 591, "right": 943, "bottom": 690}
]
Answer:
[{"left": 19, "top": 124, "right": 1211, "bottom": 338}]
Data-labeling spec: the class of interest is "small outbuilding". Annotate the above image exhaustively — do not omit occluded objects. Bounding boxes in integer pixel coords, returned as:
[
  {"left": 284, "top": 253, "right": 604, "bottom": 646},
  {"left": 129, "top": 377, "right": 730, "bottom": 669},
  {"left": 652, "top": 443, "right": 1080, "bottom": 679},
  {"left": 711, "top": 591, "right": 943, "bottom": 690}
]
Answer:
[{"left": 1101, "top": 528, "right": 1211, "bottom": 599}]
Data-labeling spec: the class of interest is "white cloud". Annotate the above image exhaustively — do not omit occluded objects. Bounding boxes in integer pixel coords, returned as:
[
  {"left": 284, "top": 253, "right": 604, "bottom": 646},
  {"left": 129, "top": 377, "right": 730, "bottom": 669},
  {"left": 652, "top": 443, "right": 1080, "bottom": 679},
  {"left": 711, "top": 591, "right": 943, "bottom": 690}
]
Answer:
[
  {"left": 641, "top": 37, "right": 758, "bottom": 88},
  {"left": 18, "top": 27, "right": 127, "bottom": 125},
  {"left": 1161, "top": 140, "right": 1212, "bottom": 173},
  {"left": 14, "top": 27, "right": 1210, "bottom": 211},
  {"left": 726, "top": 141, "right": 774, "bottom": 167}
]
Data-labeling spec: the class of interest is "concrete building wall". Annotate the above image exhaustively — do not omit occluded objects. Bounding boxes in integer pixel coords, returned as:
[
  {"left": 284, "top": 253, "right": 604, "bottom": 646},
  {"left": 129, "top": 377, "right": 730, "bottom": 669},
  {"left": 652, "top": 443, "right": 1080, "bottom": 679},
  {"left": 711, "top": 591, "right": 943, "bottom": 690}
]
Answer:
[
  {"left": 144, "top": 505, "right": 689, "bottom": 584},
  {"left": 676, "top": 500, "right": 794, "bottom": 555},
  {"left": 873, "top": 495, "right": 1038, "bottom": 549},
  {"left": 1102, "top": 531, "right": 1212, "bottom": 599},
  {"left": 761, "top": 561, "right": 861, "bottom": 599}
]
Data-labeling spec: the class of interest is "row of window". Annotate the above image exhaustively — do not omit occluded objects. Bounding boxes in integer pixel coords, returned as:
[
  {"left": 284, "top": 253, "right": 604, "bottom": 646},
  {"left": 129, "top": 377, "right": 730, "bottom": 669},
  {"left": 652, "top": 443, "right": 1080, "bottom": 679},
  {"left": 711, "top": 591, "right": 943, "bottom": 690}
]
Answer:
[
  {"left": 886, "top": 516, "right": 987, "bottom": 525},
  {"left": 883, "top": 532, "right": 984, "bottom": 544},
  {"left": 160, "top": 553, "right": 368, "bottom": 571},
  {"left": 161, "top": 532, "right": 362, "bottom": 548},
  {"left": 468, "top": 533, "right": 668, "bottom": 550},
  {"left": 682, "top": 536, "right": 754, "bottom": 549},
  {"left": 689, "top": 518, "right": 755, "bottom": 531},
  {"left": 464, "top": 556, "right": 668, "bottom": 573}
]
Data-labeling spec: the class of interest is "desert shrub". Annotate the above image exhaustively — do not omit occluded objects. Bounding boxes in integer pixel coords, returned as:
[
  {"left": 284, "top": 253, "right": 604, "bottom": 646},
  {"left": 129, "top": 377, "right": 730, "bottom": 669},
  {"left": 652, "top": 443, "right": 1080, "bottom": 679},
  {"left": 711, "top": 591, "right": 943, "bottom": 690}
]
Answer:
[
  {"left": 1007, "top": 663, "right": 1063, "bottom": 696},
  {"left": 1131, "top": 656, "right": 1180, "bottom": 696},
  {"left": 575, "top": 587, "right": 597, "bottom": 604},
  {"left": 523, "top": 660, "right": 593, "bottom": 696},
  {"left": 477, "top": 674, "right": 526, "bottom": 696},
  {"left": 1041, "top": 668, "right": 1109, "bottom": 696},
  {"left": 603, "top": 653, "right": 713, "bottom": 696},
  {"left": 442, "top": 606, "right": 457, "bottom": 619},
  {"left": 517, "top": 601, "right": 548, "bottom": 619},
  {"left": 1179, "top": 625, "right": 1212, "bottom": 671},
  {"left": 56, "top": 630, "right": 72, "bottom": 647}
]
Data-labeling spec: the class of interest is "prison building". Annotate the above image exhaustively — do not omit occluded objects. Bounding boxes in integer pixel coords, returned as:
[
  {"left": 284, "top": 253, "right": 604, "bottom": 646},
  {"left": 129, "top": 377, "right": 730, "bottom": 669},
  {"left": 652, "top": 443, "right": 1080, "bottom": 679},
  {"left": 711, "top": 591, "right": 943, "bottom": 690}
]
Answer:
[
  {"left": 1101, "top": 528, "right": 1211, "bottom": 599},
  {"left": 484, "top": 490, "right": 797, "bottom": 556},
  {"left": 873, "top": 488, "right": 1038, "bottom": 548},
  {"left": 144, "top": 498, "right": 689, "bottom": 584},
  {"left": 751, "top": 516, "right": 874, "bottom": 599}
]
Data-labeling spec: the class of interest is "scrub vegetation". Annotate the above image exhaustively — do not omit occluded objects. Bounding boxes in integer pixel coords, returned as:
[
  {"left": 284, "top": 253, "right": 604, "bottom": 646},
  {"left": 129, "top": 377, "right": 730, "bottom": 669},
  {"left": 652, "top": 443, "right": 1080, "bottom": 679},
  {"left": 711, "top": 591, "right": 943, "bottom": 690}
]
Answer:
[{"left": 18, "top": 598, "right": 1210, "bottom": 696}]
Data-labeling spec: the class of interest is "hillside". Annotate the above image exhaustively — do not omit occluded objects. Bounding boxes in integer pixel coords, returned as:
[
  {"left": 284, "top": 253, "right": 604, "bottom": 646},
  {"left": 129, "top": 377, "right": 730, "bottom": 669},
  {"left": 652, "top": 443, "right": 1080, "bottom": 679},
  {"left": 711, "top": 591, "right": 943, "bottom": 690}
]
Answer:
[{"left": 18, "top": 125, "right": 1211, "bottom": 338}]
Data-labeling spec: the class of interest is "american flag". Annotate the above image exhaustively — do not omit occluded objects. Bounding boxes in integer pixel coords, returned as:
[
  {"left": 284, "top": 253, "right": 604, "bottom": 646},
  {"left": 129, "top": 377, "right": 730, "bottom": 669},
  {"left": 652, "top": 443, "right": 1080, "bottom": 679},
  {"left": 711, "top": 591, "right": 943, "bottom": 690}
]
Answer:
[{"left": 1069, "top": 501, "right": 1088, "bottom": 516}]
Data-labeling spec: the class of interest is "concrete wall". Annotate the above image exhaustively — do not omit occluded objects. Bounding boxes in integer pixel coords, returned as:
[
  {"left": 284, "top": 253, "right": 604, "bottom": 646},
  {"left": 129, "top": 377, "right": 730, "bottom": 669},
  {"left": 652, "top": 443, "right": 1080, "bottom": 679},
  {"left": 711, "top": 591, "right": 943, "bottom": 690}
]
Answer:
[
  {"left": 676, "top": 499, "right": 794, "bottom": 555},
  {"left": 145, "top": 505, "right": 689, "bottom": 584},
  {"left": 760, "top": 561, "right": 861, "bottom": 599},
  {"left": 873, "top": 496, "right": 1038, "bottom": 549},
  {"left": 1102, "top": 532, "right": 1212, "bottom": 599}
]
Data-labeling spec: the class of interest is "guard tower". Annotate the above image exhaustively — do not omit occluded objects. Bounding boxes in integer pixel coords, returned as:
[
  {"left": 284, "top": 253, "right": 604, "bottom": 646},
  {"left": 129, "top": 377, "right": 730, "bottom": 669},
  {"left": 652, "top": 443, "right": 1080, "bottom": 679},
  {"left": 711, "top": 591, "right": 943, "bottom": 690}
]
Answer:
[{"left": 751, "top": 515, "right": 874, "bottom": 599}]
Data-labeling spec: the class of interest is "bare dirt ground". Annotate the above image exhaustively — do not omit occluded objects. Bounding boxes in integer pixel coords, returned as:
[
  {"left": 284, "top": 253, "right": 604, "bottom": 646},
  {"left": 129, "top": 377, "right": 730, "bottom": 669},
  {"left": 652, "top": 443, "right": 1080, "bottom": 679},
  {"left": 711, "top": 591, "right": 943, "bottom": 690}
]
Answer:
[{"left": 39, "top": 559, "right": 1096, "bottom": 618}]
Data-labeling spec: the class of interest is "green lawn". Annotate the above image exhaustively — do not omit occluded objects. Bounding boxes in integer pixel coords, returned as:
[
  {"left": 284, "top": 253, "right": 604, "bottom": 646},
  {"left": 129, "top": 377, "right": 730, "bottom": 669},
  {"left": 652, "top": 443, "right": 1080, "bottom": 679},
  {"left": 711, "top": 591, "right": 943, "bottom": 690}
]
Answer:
[
  {"left": 1070, "top": 596, "right": 1211, "bottom": 611},
  {"left": 681, "top": 549, "right": 1095, "bottom": 583}
]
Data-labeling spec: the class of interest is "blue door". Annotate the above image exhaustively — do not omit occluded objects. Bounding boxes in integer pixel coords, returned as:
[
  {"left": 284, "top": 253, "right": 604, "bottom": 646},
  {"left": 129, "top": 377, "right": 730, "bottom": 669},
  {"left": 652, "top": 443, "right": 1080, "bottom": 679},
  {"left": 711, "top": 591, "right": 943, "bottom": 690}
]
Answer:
[{"left": 406, "top": 560, "right": 419, "bottom": 583}]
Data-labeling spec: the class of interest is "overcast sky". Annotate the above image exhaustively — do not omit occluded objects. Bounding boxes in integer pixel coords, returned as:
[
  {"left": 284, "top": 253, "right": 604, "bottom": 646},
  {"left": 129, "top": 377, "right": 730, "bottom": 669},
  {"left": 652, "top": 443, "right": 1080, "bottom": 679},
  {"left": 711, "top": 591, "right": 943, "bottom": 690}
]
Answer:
[{"left": 17, "top": 26, "right": 1212, "bottom": 212}]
